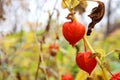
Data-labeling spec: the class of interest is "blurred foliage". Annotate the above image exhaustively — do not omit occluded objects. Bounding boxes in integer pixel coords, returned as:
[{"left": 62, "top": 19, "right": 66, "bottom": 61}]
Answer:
[{"left": 0, "top": 28, "right": 120, "bottom": 80}]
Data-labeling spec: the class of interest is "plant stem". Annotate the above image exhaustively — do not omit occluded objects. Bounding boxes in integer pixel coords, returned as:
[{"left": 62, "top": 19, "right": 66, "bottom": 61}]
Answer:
[
  {"left": 62, "top": 0, "right": 109, "bottom": 80},
  {"left": 83, "top": 36, "right": 109, "bottom": 80},
  {"left": 83, "top": 38, "right": 87, "bottom": 52},
  {"left": 35, "top": 55, "right": 41, "bottom": 80},
  {"left": 34, "top": 33, "right": 48, "bottom": 80},
  {"left": 39, "top": 42, "right": 48, "bottom": 80},
  {"left": 105, "top": 50, "right": 114, "bottom": 57},
  {"left": 83, "top": 37, "right": 94, "bottom": 53},
  {"left": 56, "top": 57, "right": 61, "bottom": 80}
]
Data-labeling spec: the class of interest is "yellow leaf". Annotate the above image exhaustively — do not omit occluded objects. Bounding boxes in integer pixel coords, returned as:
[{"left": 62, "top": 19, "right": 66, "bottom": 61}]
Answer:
[
  {"left": 61, "top": 0, "right": 71, "bottom": 8},
  {"left": 71, "top": 0, "right": 79, "bottom": 8},
  {"left": 79, "top": 0, "right": 87, "bottom": 8},
  {"left": 61, "top": 0, "right": 79, "bottom": 9},
  {"left": 75, "top": 70, "right": 87, "bottom": 80}
]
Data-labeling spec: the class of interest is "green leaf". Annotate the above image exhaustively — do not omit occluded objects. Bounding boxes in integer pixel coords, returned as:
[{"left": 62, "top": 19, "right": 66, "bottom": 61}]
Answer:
[{"left": 57, "top": 50, "right": 63, "bottom": 61}]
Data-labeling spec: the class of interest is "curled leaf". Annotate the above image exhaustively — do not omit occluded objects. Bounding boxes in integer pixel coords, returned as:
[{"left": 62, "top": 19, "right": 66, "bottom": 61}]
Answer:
[
  {"left": 66, "top": 9, "right": 75, "bottom": 21},
  {"left": 87, "top": 1, "right": 105, "bottom": 36}
]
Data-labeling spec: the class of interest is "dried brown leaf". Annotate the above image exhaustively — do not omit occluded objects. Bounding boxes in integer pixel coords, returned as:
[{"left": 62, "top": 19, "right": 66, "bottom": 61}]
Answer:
[
  {"left": 66, "top": 9, "right": 75, "bottom": 21},
  {"left": 119, "top": 54, "right": 120, "bottom": 60},
  {"left": 115, "top": 49, "right": 120, "bottom": 60},
  {"left": 89, "top": 52, "right": 101, "bottom": 58},
  {"left": 86, "top": 76, "right": 93, "bottom": 80},
  {"left": 87, "top": 1, "right": 105, "bottom": 36},
  {"left": 115, "top": 49, "right": 120, "bottom": 53}
]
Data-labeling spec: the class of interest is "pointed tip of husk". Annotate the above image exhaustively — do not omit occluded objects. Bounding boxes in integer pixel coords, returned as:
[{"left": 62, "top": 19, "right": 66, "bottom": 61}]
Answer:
[{"left": 71, "top": 43, "right": 75, "bottom": 47}]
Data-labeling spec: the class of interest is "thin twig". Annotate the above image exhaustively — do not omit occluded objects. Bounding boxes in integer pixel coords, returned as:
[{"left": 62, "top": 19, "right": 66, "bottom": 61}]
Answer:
[
  {"left": 35, "top": 55, "right": 41, "bottom": 80},
  {"left": 45, "top": 0, "right": 58, "bottom": 32},
  {"left": 34, "top": 0, "right": 58, "bottom": 80},
  {"left": 83, "top": 38, "right": 87, "bottom": 52},
  {"left": 35, "top": 36, "right": 48, "bottom": 80},
  {"left": 105, "top": 50, "right": 114, "bottom": 57}
]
